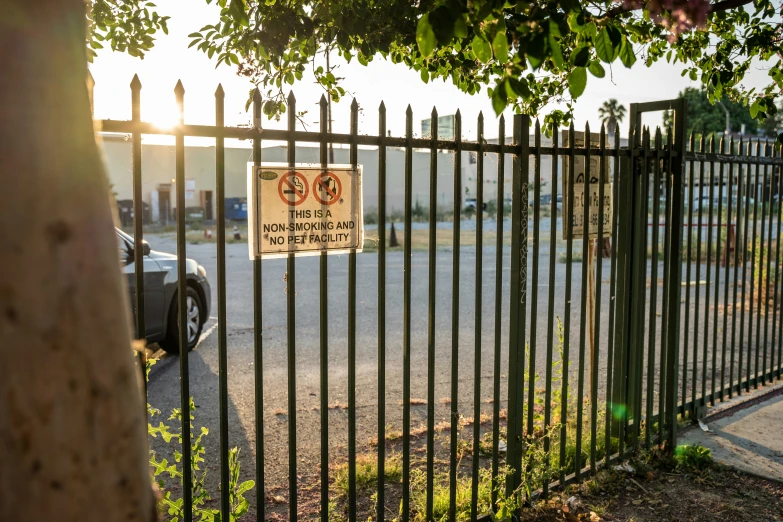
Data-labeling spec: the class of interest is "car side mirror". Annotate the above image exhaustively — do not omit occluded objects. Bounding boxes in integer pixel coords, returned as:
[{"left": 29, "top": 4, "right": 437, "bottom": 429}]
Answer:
[{"left": 140, "top": 239, "right": 151, "bottom": 256}]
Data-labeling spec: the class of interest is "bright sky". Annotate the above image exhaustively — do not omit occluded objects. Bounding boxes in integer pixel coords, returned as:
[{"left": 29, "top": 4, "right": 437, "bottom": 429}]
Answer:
[{"left": 89, "top": 0, "right": 775, "bottom": 143}]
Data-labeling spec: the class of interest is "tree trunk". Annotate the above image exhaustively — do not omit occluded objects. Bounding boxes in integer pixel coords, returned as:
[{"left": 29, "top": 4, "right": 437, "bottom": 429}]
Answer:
[{"left": 0, "top": 1, "right": 155, "bottom": 521}]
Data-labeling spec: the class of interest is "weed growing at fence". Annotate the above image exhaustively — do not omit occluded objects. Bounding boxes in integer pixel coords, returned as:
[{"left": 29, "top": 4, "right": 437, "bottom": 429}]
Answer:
[
  {"left": 144, "top": 357, "right": 255, "bottom": 522},
  {"left": 332, "top": 453, "right": 403, "bottom": 497},
  {"left": 673, "top": 444, "right": 712, "bottom": 472}
]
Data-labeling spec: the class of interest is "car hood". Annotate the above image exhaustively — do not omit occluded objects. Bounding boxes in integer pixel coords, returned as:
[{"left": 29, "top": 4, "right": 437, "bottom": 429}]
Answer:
[{"left": 148, "top": 250, "right": 178, "bottom": 262}]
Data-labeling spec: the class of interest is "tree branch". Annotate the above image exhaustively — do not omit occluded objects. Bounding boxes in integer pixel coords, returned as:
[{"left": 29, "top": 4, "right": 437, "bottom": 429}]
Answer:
[{"left": 602, "top": 0, "right": 754, "bottom": 21}]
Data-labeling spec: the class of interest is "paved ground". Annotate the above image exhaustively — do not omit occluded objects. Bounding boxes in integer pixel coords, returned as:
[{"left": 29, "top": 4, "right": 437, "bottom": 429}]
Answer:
[
  {"left": 681, "top": 385, "right": 783, "bottom": 482},
  {"left": 141, "top": 219, "right": 782, "bottom": 516}
]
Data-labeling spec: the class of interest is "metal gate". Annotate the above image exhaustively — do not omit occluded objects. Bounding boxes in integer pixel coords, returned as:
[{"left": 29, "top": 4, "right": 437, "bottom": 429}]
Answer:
[{"left": 96, "top": 75, "right": 783, "bottom": 521}]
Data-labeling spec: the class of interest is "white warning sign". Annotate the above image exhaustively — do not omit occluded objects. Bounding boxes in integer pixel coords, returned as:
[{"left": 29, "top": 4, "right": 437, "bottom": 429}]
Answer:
[{"left": 248, "top": 163, "right": 363, "bottom": 258}]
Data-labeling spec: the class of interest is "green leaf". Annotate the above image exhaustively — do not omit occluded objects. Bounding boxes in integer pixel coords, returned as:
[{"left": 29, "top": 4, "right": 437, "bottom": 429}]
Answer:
[
  {"left": 420, "top": 68, "right": 429, "bottom": 83},
  {"left": 493, "top": 22, "right": 509, "bottom": 63},
  {"left": 595, "top": 28, "right": 615, "bottom": 63},
  {"left": 619, "top": 37, "right": 636, "bottom": 68},
  {"left": 584, "top": 22, "right": 597, "bottom": 38},
  {"left": 568, "top": 11, "right": 586, "bottom": 32},
  {"left": 568, "top": 67, "right": 587, "bottom": 98},
  {"left": 236, "top": 480, "right": 255, "bottom": 495},
  {"left": 416, "top": 14, "right": 437, "bottom": 58},
  {"left": 570, "top": 46, "right": 590, "bottom": 67},
  {"left": 228, "top": 0, "right": 249, "bottom": 27},
  {"left": 453, "top": 16, "right": 468, "bottom": 38},
  {"left": 750, "top": 99, "right": 761, "bottom": 118},
  {"left": 548, "top": 21, "right": 563, "bottom": 68},
  {"left": 471, "top": 35, "right": 492, "bottom": 63},
  {"left": 491, "top": 82, "right": 508, "bottom": 115},
  {"left": 588, "top": 61, "right": 605, "bottom": 78}
]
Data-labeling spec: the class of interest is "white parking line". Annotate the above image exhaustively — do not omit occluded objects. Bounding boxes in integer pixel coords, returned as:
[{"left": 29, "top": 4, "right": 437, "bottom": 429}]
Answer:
[{"left": 196, "top": 321, "right": 219, "bottom": 348}]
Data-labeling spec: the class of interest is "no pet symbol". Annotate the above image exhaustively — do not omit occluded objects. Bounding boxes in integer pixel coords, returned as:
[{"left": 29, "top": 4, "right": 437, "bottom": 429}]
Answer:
[{"left": 313, "top": 172, "right": 342, "bottom": 205}]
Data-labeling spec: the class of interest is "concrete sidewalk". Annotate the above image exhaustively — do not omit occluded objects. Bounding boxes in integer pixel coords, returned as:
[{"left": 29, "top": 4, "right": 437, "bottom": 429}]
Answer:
[{"left": 680, "top": 386, "right": 783, "bottom": 482}]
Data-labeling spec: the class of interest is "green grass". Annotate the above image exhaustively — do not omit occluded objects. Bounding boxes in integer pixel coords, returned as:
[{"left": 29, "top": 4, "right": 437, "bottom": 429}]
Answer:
[{"left": 332, "top": 452, "right": 402, "bottom": 497}]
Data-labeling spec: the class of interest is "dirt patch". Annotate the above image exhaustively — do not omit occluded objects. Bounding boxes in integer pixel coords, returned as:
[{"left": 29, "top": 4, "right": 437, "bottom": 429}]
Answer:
[{"left": 520, "top": 461, "right": 783, "bottom": 522}]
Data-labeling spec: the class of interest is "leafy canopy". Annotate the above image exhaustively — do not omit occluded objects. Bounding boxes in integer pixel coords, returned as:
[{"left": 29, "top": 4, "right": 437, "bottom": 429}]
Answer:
[
  {"left": 663, "top": 86, "right": 762, "bottom": 137},
  {"left": 90, "top": 0, "right": 782, "bottom": 131}
]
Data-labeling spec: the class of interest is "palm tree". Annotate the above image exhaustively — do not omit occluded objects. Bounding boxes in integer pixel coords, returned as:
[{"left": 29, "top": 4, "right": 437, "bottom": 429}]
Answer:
[{"left": 598, "top": 98, "right": 627, "bottom": 137}]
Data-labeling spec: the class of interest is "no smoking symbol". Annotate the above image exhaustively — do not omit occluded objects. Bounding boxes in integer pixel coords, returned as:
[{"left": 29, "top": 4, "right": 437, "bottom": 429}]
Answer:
[
  {"left": 313, "top": 172, "right": 342, "bottom": 205},
  {"left": 278, "top": 171, "right": 309, "bottom": 206}
]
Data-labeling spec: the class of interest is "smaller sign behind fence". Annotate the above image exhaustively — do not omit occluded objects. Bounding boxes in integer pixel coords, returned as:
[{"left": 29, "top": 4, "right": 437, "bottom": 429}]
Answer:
[
  {"left": 248, "top": 164, "right": 363, "bottom": 258},
  {"left": 562, "top": 131, "right": 613, "bottom": 240}
]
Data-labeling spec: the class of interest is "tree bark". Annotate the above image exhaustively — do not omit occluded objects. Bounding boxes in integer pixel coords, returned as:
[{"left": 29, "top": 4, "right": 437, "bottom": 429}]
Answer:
[{"left": 0, "top": 1, "right": 155, "bottom": 521}]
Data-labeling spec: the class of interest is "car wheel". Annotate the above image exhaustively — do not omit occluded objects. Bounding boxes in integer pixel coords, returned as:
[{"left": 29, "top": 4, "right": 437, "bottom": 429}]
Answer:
[{"left": 160, "top": 286, "right": 204, "bottom": 354}]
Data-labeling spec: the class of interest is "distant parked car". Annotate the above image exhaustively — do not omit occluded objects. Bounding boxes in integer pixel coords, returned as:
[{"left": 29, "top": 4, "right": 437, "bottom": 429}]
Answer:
[
  {"left": 117, "top": 228, "right": 211, "bottom": 353},
  {"left": 464, "top": 198, "right": 487, "bottom": 211}
]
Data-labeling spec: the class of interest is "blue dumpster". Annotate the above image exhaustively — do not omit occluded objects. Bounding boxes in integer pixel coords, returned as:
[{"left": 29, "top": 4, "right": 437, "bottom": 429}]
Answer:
[{"left": 225, "top": 197, "right": 248, "bottom": 220}]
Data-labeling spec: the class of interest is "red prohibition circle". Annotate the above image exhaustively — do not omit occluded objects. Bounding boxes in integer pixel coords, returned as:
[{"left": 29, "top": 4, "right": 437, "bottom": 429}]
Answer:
[
  {"left": 312, "top": 171, "right": 342, "bottom": 206},
  {"left": 277, "top": 171, "right": 309, "bottom": 206}
]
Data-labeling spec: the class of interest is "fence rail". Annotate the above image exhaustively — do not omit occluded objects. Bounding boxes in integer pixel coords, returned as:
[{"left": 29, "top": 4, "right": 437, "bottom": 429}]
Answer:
[{"left": 101, "top": 76, "right": 783, "bottom": 521}]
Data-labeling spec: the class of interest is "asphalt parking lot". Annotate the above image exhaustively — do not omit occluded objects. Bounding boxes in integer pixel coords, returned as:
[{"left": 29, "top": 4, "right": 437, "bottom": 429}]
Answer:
[{"left": 144, "top": 219, "right": 779, "bottom": 512}]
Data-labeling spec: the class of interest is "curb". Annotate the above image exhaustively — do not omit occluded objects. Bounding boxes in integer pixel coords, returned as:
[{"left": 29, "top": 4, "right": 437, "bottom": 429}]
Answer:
[{"left": 680, "top": 379, "right": 783, "bottom": 435}]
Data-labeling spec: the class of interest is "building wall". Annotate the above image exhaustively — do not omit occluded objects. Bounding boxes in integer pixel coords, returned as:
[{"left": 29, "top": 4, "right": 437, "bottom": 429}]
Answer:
[{"left": 100, "top": 136, "right": 460, "bottom": 222}]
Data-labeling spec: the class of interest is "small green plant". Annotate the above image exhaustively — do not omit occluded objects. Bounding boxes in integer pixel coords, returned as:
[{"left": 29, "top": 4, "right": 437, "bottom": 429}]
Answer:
[
  {"left": 673, "top": 444, "right": 712, "bottom": 472},
  {"left": 144, "top": 357, "right": 254, "bottom": 522}
]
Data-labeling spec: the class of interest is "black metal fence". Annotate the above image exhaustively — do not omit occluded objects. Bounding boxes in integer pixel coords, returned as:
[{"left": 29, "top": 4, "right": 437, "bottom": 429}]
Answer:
[{"left": 97, "top": 77, "right": 783, "bottom": 522}]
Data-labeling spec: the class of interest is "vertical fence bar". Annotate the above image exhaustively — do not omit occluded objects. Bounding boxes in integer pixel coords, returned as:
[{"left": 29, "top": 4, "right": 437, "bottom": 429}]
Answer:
[
  {"left": 559, "top": 123, "right": 575, "bottom": 484},
  {"left": 664, "top": 103, "right": 686, "bottom": 445},
  {"left": 251, "top": 89, "right": 265, "bottom": 521},
  {"left": 543, "top": 125, "right": 557, "bottom": 496},
  {"left": 710, "top": 137, "right": 725, "bottom": 405},
  {"left": 751, "top": 140, "right": 761, "bottom": 388},
  {"left": 470, "top": 112, "right": 484, "bottom": 520},
  {"left": 721, "top": 138, "right": 734, "bottom": 400},
  {"left": 772, "top": 145, "right": 783, "bottom": 379},
  {"left": 576, "top": 122, "right": 591, "bottom": 479},
  {"left": 449, "top": 111, "right": 462, "bottom": 519},
  {"left": 130, "top": 75, "right": 145, "bottom": 352},
  {"left": 376, "top": 101, "right": 387, "bottom": 522},
  {"left": 692, "top": 136, "right": 706, "bottom": 411},
  {"left": 491, "top": 115, "right": 505, "bottom": 509},
  {"left": 702, "top": 137, "right": 715, "bottom": 409},
  {"left": 770, "top": 145, "right": 783, "bottom": 379},
  {"left": 527, "top": 119, "right": 542, "bottom": 441},
  {"left": 732, "top": 138, "right": 744, "bottom": 397},
  {"left": 426, "top": 108, "right": 438, "bottom": 522},
  {"left": 658, "top": 127, "right": 671, "bottom": 438},
  {"left": 318, "top": 95, "right": 330, "bottom": 522},
  {"left": 506, "top": 114, "right": 528, "bottom": 498},
  {"left": 214, "top": 84, "right": 230, "bottom": 522},
  {"left": 683, "top": 134, "right": 695, "bottom": 409},
  {"left": 508, "top": 115, "right": 530, "bottom": 496},
  {"left": 173, "top": 80, "right": 192, "bottom": 522},
  {"left": 591, "top": 124, "right": 606, "bottom": 472},
  {"left": 402, "top": 105, "right": 413, "bottom": 522},
  {"left": 285, "top": 92, "right": 298, "bottom": 521},
  {"left": 347, "top": 98, "right": 359, "bottom": 522},
  {"left": 762, "top": 142, "right": 772, "bottom": 384},
  {"left": 631, "top": 127, "right": 649, "bottom": 450},
  {"left": 612, "top": 123, "right": 635, "bottom": 457},
  {"left": 741, "top": 140, "right": 753, "bottom": 392},
  {"left": 645, "top": 128, "right": 658, "bottom": 446},
  {"left": 129, "top": 75, "right": 147, "bottom": 413},
  {"left": 604, "top": 129, "right": 621, "bottom": 466}
]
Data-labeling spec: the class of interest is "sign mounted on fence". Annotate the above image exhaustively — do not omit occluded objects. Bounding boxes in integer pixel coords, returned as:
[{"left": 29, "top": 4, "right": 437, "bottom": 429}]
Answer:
[
  {"left": 248, "top": 164, "right": 363, "bottom": 258},
  {"left": 562, "top": 131, "right": 613, "bottom": 240}
]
